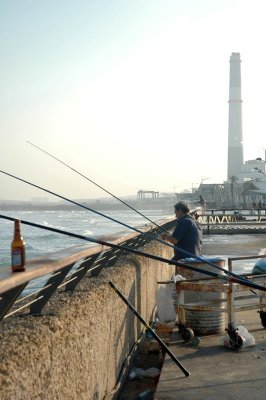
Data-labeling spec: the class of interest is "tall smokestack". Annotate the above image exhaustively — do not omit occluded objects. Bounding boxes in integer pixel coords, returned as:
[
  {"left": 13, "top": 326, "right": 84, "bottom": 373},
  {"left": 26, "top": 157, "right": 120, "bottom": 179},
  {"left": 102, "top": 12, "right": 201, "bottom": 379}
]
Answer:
[{"left": 227, "top": 52, "right": 244, "bottom": 180}]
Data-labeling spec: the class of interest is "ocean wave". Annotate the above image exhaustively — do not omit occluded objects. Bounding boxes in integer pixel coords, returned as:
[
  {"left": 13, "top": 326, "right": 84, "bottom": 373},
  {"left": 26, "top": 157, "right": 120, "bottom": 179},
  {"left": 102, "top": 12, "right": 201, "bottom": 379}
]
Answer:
[
  {"left": 27, "top": 232, "right": 60, "bottom": 241},
  {"left": 82, "top": 230, "right": 94, "bottom": 236},
  {"left": 0, "top": 209, "right": 172, "bottom": 266},
  {"left": 87, "top": 218, "right": 97, "bottom": 224},
  {"left": 0, "top": 256, "right": 11, "bottom": 267}
]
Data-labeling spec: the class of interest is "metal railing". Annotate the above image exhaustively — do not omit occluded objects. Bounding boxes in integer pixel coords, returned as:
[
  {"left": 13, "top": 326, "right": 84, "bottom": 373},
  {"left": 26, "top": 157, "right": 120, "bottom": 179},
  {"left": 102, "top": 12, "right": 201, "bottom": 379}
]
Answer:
[
  {"left": 0, "top": 218, "right": 176, "bottom": 323},
  {"left": 198, "top": 210, "right": 266, "bottom": 234}
]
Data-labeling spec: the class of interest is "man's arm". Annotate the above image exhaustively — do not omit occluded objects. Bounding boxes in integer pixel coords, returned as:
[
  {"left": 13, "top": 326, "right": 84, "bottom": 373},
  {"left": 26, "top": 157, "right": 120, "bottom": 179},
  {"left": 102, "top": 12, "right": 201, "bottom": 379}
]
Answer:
[{"left": 162, "top": 232, "right": 178, "bottom": 245}]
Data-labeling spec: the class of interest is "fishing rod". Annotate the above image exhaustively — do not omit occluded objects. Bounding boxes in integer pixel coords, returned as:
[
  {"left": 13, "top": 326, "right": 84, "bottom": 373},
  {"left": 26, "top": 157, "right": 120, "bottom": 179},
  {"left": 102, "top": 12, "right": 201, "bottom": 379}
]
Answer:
[
  {"left": 26, "top": 140, "right": 167, "bottom": 233},
  {"left": 109, "top": 281, "right": 190, "bottom": 377},
  {"left": 25, "top": 142, "right": 251, "bottom": 286},
  {"left": 0, "top": 169, "right": 256, "bottom": 287},
  {"left": 1, "top": 213, "right": 266, "bottom": 292}
]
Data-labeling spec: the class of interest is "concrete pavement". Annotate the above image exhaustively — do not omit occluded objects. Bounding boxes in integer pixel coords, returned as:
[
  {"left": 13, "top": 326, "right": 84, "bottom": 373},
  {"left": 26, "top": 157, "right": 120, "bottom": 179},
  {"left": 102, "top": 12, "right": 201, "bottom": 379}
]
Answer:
[{"left": 155, "top": 302, "right": 266, "bottom": 399}]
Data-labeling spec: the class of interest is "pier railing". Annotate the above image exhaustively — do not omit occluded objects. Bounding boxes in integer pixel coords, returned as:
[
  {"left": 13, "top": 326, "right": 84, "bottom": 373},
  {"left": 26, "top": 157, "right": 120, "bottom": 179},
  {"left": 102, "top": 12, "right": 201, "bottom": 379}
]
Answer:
[
  {"left": 0, "top": 218, "right": 176, "bottom": 323},
  {"left": 198, "top": 209, "right": 266, "bottom": 234}
]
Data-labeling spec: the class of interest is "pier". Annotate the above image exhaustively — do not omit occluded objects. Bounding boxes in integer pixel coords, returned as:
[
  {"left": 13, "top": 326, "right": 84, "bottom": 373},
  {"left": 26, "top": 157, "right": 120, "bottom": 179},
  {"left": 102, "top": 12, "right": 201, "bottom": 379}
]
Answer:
[
  {"left": 155, "top": 306, "right": 266, "bottom": 400},
  {"left": 198, "top": 208, "right": 266, "bottom": 234},
  {"left": 155, "top": 240, "right": 266, "bottom": 400},
  {"left": 1, "top": 210, "right": 266, "bottom": 399}
]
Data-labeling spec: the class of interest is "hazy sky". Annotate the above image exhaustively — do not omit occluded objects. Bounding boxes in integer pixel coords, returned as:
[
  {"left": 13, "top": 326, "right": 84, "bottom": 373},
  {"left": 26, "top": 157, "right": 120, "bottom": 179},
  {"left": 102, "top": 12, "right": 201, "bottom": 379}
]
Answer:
[{"left": 1, "top": 0, "right": 266, "bottom": 201}]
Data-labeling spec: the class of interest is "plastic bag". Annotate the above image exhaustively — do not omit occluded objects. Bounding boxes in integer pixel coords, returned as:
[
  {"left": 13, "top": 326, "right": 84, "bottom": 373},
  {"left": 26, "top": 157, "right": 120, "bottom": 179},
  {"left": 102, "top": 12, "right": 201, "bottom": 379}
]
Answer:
[
  {"left": 156, "top": 283, "right": 176, "bottom": 322},
  {"left": 237, "top": 325, "right": 256, "bottom": 347},
  {"left": 171, "top": 274, "right": 185, "bottom": 310},
  {"left": 220, "top": 325, "right": 255, "bottom": 349},
  {"left": 156, "top": 275, "right": 186, "bottom": 322},
  {"left": 252, "top": 258, "right": 266, "bottom": 274},
  {"left": 128, "top": 367, "right": 160, "bottom": 380}
]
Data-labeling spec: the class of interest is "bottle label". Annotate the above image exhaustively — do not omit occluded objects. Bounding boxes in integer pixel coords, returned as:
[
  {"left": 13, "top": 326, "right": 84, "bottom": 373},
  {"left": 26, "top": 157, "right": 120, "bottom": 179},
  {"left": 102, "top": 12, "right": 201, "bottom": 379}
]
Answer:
[{"left": 12, "top": 250, "right": 23, "bottom": 266}]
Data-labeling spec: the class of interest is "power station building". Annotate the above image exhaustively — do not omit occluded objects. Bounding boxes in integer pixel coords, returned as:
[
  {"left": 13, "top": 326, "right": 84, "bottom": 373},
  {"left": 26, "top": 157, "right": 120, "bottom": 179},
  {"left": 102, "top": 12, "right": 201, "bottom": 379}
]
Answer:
[
  {"left": 227, "top": 52, "right": 266, "bottom": 182},
  {"left": 227, "top": 52, "right": 244, "bottom": 180},
  {"left": 196, "top": 53, "right": 266, "bottom": 208}
]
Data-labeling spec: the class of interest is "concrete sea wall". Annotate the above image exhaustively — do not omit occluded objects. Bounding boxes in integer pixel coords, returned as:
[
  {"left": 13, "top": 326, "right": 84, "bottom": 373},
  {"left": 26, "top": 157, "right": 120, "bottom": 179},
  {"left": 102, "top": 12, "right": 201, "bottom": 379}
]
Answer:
[{"left": 0, "top": 241, "right": 174, "bottom": 400}]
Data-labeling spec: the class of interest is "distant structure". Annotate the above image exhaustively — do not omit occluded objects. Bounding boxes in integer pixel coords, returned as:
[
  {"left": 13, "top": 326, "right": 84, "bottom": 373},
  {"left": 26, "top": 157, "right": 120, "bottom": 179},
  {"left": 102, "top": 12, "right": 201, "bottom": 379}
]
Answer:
[
  {"left": 227, "top": 52, "right": 244, "bottom": 180},
  {"left": 137, "top": 190, "right": 159, "bottom": 200},
  {"left": 195, "top": 53, "right": 266, "bottom": 208}
]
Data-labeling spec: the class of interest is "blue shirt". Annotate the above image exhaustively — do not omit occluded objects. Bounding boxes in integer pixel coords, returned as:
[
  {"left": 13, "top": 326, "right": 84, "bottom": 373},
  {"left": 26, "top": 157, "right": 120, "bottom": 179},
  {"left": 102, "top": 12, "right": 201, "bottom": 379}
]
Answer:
[{"left": 172, "top": 215, "right": 202, "bottom": 260}]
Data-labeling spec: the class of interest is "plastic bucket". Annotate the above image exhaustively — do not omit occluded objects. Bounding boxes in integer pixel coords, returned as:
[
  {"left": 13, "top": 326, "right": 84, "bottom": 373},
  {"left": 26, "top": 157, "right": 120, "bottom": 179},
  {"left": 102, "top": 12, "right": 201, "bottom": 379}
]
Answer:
[{"left": 178, "top": 257, "right": 226, "bottom": 335}]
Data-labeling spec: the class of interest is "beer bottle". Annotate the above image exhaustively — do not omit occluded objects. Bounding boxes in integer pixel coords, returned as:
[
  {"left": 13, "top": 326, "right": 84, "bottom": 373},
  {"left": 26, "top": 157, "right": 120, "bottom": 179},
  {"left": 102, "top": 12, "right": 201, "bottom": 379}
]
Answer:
[{"left": 11, "top": 219, "right": 26, "bottom": 272}]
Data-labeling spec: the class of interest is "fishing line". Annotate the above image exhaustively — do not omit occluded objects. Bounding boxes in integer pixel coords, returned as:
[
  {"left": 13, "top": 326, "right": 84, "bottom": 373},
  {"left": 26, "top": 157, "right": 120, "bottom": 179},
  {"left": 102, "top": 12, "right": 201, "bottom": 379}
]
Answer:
[
  {"left": 0, "top": 169, "right": 253, "bottom": 286},
  {"left": 0, "top": 213, "right": 265, "bottom": 292},
  {"left": 26, "top": 142, "right": 254, "bottom": 286},
  {"left": 26, "top": 140, "right": 167, "bottom": 233},
  {"left": 24, "top": 144, "right": 257, "bottom": 285}
]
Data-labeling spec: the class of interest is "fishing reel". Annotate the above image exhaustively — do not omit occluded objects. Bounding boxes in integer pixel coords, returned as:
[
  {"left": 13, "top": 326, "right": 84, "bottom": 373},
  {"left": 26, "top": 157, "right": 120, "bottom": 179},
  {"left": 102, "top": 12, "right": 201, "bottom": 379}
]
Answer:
[{"left": 225, "top": 326, "right": 243, "bottom": 350}]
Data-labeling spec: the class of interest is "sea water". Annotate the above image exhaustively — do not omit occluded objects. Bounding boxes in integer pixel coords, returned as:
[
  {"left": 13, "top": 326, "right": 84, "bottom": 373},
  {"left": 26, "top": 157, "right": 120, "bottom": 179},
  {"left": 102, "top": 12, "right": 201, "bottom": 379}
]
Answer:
[
  {"left": 0, "top": 208, "right": 172, "bottom": 267},
  {"left": 0, "top": 208, "right": 264, "bottom": 274}
]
